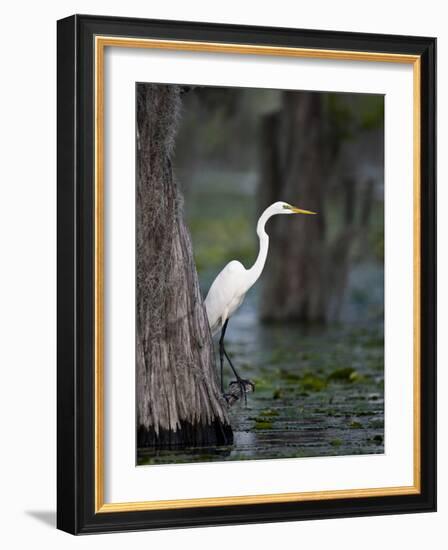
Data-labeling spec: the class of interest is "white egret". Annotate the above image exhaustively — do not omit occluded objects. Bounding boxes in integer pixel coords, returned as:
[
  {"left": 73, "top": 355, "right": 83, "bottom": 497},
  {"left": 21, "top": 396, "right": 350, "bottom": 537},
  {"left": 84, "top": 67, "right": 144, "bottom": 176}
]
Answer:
[{"left": 204, "top": 201, "right": 316, "bottom": 401}]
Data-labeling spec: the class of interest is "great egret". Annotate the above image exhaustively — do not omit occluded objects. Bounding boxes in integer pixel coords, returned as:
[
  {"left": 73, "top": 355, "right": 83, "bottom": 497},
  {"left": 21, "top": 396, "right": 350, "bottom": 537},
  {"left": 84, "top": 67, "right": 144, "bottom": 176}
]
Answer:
[{"left": 204, "top": 201, "right": 316, "bottom": 401}]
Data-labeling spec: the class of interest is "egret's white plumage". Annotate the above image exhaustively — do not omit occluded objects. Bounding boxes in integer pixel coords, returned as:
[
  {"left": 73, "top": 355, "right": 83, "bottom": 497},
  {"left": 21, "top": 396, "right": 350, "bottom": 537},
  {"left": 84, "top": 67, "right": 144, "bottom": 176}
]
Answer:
[
  {"left": 205, "top": 201, "right": 316, "bottom": 336},
  {"left": 204, "top": 200, "right": 316, "bottom": 399},
  {"left": 205, "top": 260, "right": 247, "bottom": 336}
]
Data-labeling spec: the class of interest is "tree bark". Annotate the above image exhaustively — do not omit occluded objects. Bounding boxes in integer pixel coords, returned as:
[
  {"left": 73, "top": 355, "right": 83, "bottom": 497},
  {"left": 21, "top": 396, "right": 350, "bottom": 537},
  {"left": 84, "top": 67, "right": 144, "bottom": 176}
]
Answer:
[
  {"left": 258, "top": 91, "right": 382, "bottom": 323},
  {"left": 259, "top": 92, "right": 328, "bottom": 322},
  {"left": 136, "top": 84, "right": 232, "bottom": 449}
]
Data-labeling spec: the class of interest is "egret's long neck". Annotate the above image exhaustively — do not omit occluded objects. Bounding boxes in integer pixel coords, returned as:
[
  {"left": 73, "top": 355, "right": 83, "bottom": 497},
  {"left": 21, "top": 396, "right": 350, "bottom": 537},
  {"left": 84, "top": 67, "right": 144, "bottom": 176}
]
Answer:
[{"left": 246, "top": 207, "right": 273, "bottom": 289}]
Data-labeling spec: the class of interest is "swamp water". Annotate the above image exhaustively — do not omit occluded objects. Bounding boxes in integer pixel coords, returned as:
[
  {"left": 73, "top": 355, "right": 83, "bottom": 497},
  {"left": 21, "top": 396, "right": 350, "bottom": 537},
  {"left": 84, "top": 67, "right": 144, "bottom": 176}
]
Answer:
[{"left": 138, "top": 287, "right": 384, "bottom": 466}]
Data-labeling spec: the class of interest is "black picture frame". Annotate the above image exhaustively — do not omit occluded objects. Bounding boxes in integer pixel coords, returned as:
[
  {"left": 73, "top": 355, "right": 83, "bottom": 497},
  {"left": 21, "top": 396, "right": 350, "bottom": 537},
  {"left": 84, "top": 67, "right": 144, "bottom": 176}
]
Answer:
[{"left": 57, "top": 14, "right": 436, "bottom": 534}]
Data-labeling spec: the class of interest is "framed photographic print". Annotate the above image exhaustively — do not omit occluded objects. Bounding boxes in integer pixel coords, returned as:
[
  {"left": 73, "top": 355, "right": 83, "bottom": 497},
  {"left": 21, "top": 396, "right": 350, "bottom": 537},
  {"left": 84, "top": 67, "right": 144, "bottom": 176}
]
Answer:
[{"left": 57, "top": 14, "right": 436, "bottom": 534}]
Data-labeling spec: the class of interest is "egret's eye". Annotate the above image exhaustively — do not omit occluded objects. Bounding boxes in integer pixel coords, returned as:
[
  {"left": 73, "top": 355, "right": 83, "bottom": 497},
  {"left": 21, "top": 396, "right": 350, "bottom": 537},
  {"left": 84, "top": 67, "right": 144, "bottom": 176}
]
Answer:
[{"left": 282, "top": 204, "right": 291, "bottom": 210}]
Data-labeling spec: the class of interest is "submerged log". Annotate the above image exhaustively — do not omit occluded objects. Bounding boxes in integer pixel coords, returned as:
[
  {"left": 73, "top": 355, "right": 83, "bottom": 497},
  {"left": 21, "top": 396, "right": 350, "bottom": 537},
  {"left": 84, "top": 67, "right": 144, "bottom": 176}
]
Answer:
[{"left": 136, "top": 84, "right": 233, "bottom": 448}]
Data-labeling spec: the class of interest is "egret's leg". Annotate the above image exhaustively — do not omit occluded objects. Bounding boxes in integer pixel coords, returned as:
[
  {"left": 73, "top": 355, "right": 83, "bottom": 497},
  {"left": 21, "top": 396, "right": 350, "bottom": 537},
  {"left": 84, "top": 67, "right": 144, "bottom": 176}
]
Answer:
[
  {"left": 219, "top": 349, "right": 224, "bottom": 393},
  {"left": 220, "top": 319, "right": 242, "bottom": 385},
  {"left": 218, "top": 319, "right": 229, "bottom": 393},
  {"left": 220, "top": 319, "right": 254, "bottom": 404}
]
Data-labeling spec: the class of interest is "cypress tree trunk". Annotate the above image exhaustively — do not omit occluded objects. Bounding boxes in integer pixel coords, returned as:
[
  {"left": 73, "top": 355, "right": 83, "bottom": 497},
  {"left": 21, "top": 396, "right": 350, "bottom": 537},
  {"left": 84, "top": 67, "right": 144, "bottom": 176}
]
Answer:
[
  {"left": 136, "top": 84, "right": 232, "bottom": 449},
  {"left": 259, "top": 92, "right": 328, "bottom": 322},
  {"left": 258, "top": 91, "right": 381, "bottom": 323}
]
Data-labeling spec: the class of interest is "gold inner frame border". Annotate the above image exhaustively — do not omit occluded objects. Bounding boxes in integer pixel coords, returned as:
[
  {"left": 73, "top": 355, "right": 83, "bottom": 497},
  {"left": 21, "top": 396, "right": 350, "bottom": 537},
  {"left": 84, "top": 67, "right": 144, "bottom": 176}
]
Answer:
[{"left": 94, "top": 35, "right": 421, "bottom": 513}]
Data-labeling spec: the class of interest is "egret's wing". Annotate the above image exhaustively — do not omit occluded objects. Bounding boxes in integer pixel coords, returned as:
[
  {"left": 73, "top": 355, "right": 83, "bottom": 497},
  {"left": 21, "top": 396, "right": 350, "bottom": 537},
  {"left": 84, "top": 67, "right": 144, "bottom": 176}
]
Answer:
[{"left": 204, "top": 261, "right": 246, "bottom": 336}]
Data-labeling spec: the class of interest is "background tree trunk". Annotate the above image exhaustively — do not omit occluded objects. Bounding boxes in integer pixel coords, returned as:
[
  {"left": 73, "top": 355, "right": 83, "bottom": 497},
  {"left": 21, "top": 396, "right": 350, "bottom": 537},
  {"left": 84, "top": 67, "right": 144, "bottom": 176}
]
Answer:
[
  {"left": 136, "top": 84, "right": 232, "bottom": 449},
  {"left": 259, "top": 92, "right": 328, "bottom": 322},
  {"left": 258, "top": 91, "right": 381, "bottom": 323}
]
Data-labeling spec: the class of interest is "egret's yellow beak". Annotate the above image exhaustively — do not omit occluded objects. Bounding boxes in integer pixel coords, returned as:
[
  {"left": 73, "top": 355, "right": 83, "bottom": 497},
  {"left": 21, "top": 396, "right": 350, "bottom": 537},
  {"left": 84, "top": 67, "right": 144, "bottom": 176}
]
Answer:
[{"left": 289, "top": 205, "right": 317, "bottom": 215}]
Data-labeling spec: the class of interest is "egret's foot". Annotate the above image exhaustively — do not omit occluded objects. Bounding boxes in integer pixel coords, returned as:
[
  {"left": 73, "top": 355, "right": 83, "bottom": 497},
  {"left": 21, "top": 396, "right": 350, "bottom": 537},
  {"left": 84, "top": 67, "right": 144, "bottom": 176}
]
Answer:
[
  {"left": 223, "top": 391, "right": 238, "bottom": 406},
  {"left": 227, "top": 378, "right": 255, "bottom": 405}
]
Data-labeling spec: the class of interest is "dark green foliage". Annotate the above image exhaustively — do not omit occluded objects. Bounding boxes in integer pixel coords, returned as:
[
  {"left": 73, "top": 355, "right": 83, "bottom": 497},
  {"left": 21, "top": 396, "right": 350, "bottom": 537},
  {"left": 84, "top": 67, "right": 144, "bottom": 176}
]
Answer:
[{"left": 327, "top": 367, "right": 357, "bottom": 381}]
